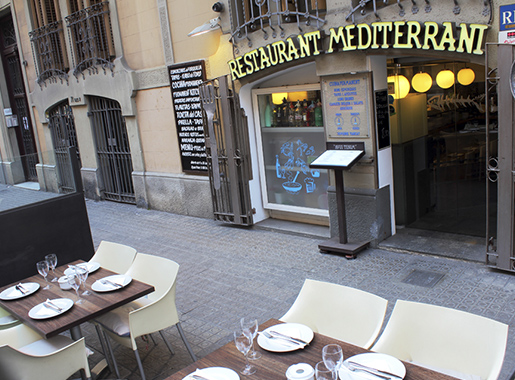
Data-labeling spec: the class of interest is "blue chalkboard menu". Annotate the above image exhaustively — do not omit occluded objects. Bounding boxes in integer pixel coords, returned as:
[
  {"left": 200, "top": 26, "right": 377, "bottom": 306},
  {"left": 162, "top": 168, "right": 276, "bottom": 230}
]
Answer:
[{"left": 168, "top": 60, "right": 207, "bottom": 173}]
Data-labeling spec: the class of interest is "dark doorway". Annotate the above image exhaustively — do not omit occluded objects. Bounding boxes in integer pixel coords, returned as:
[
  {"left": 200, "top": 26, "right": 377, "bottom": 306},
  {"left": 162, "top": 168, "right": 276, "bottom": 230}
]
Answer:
[{"left": 0, "top": 15, "right": 38, "bottom": 182}]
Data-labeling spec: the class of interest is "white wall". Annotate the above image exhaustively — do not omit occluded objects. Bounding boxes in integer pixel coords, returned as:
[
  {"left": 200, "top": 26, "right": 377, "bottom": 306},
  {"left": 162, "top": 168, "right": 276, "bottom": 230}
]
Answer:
[{"left": 368, "top": 55, "right": 396, "bottom": 235}]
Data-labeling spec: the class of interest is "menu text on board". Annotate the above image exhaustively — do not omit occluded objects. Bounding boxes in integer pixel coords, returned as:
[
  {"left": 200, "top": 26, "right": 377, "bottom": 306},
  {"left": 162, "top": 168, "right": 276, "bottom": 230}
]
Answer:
[
  {"left": 168, "top": 61, "right": 207, "bottom": 173},
  {"left": 322, "top": 73, "right": 370, "bottom": 139}
]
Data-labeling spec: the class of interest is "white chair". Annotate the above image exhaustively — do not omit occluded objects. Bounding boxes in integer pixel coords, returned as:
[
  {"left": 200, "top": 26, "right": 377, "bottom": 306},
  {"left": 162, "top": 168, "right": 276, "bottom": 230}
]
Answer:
[
  {"left": 280, "top": 279, "right": 388, "bottom": 349},
  {"left": 0, "top": 323, "right": 91, "bottom": 380},
  {"left": 96, "top": 253, "right": 197, "bottom": 380},
  {"left": 0, "top": 306, "right": 20, "bottom": 330},
  {"left": 89, "top": 240, "right": 137, "bottom": 273},
  {"left": 371, "top": 300, "right": 508, "bottom": 380}
]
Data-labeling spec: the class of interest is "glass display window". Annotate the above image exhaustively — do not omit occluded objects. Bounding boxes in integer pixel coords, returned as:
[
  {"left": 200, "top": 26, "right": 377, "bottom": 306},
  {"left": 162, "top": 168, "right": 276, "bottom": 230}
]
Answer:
[{"left": 253, "top": 85, "right": 329, "bottom": 215}]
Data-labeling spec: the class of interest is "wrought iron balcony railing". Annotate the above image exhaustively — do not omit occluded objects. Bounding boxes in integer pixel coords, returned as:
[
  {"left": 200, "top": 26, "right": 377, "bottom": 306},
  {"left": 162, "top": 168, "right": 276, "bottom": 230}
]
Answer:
[
  {"left": 229, "top": 0, "right": 326, "bottom": 53},
  {"left": 65, "top": 1, "right": 115, "bottom": 79},
  {"left": 29, "top": 20, "right": 69, "bottom": 86}
]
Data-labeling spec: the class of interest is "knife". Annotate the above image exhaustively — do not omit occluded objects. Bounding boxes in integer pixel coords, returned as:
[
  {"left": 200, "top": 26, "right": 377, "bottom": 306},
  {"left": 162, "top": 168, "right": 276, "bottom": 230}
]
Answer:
[
  {"left": 102, "top": 279, "right": 123, "bottom": 289},
  {"left": 44, "top": 299, "right": 63, "bottom": 312},
  {"left": 269, "top": 330, "right": 308, "bottom": 345},
  {"left": 347, "top": 361, "right": 402, "bottom": 379}
]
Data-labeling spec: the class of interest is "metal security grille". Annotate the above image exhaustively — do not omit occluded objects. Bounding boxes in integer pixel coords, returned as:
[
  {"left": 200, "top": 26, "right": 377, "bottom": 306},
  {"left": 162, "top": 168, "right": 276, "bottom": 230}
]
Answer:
[
  {"left": 65, "top": 1, "right": 115, "bottom": 79},
  {"left": 199, "top": 75, "right": 253, "bottom": 226},
  {"left": 48, "top": 101, "right": 81, "bottom": 193},
  {"left": 89, "top": 96, "right": 135, "bottom": 204},
  {"left": 6, "top": 49, "right": 39, "bottom": 181}
]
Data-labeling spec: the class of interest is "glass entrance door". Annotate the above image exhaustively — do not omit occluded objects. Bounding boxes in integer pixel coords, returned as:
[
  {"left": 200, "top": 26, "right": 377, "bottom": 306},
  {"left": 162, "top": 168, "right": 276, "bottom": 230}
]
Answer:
[{"left": 389, "top": 59, "right": 491, "bottom": 237}]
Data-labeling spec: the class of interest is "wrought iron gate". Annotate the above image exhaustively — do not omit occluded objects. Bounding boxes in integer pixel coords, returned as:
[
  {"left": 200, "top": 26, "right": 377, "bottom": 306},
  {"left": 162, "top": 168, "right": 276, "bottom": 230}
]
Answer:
[
  {"left": 199, "top": 75, "right": 253, "bottom": 225},
  {"left": 485, "top": 43, "right": 513, "bottom": 272},
  {"left": 48, "top": 101, "right": 81, "bottom": 193},
  {"left": 89, "top": 96, "right": 135, "bottom": 204}
]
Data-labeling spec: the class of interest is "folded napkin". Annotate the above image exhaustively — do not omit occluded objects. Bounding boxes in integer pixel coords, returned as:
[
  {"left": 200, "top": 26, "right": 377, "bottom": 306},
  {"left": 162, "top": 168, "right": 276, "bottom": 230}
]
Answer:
[{"left": 35, "top": 304, "right": 57, "bottom": 317}]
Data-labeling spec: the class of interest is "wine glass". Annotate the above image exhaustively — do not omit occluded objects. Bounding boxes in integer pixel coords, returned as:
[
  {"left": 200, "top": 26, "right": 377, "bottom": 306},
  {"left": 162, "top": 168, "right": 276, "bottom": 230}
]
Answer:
[
  {"left": 234, "top": 330, "right": 256, "bottom": 376},
  {"left": 36, "top": 260, "right": 51, "bottom": 289},
  {"left": 67, "top": 274, "right": 83, "bottom": 304},
  {"left": 322, "top": 344, "right": 343, "bottom": 378},
  {"left": 75, "top": 266, "right": 90, "bottom": 296},
  {"left": 315, "top": 361, "right": 335, "bottom": 380},
  {"left": 240, "top": 318, "right": 261, "bottom": 360},
  {"left": 45, "top": 253, "right": 58, "bottom": 282}
]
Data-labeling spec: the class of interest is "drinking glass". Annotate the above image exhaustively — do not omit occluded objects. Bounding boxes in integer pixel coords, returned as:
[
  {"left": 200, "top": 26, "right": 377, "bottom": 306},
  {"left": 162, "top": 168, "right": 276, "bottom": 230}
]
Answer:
[
  {"left": 234, "top": 330, "right": 256, "bottom": 376},
  {"left": 45, "top": 253, "right": 58, "bottom": 282},
  {"left": 36, "top": 260, "right": 51, "bottom": 289},
  {"left": 322, "top": 344, "right": 343, "bottom": 377},
  {"left": 67, "top": 274, "right": 83, "bottom": 304},
  {"left": 315, "top": 361, "right": 335, "bottom": 380},
  {"left": 75, "top": 266, "right": 90, "bottom": 296},
  {"left": 240, "top": 318, "right": 261, "bottom": 360}
]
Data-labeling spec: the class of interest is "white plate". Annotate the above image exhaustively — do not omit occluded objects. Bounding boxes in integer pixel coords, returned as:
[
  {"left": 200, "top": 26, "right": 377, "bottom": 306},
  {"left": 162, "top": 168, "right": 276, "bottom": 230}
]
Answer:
[
  {"left": 91, "top": 274, "right": 132, "bottom": 292},
  {"left": 257, "top": 323, "right": 313, "bottom": 352},
  {"left": 182, "top": 367, "right": 239, "bottom": 380},
  {"left": 339, "top": 353, "right": 406, "bottom": 380},
  {"left": 0, "top": 282, "right": 40, "bottom": 300},
  {"left": 64, "top": 261, "right": 101, "bottom": 276},
  {"left": 28, "top": 298, "right": 74, "bottom": 320}
]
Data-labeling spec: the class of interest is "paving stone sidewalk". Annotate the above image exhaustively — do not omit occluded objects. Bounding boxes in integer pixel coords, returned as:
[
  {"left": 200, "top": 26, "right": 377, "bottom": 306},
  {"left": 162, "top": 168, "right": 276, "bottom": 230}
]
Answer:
[
  {"left": 84, "top": 199, "right": 515, "bottom": 380},
  {"left": 1, "top": 184, "right": 515, "bottom": 380}
]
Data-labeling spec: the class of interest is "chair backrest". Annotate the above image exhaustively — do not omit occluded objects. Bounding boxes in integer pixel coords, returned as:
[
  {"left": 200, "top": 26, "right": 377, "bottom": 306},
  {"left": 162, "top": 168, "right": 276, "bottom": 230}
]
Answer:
[
  {"left": 0, "top": 323, "right": 41, "bottom": 349},
  {"left": 0, "top": 306, "right": 20, "bottom": 330},
  {"left": 126, "top": 252, "right": 179, "bottom": 302},
  {"left": 89, "top": 241, "right": 137, "bottom": 274},
  {"left": 371, "top": 300, "right": 508, "bottom": 380},
  {"left": 0, "top": 337, "right": 91, "bottom": 380},
  {"left": 280, "top": 279, "right": 388, "bottom": 349}
]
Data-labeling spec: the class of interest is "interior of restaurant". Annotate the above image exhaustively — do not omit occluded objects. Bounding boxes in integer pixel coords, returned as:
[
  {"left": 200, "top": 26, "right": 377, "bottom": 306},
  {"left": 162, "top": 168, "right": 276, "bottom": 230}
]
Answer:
[{"left": 387, "top": 58, "right": 495, "bottom": 238}]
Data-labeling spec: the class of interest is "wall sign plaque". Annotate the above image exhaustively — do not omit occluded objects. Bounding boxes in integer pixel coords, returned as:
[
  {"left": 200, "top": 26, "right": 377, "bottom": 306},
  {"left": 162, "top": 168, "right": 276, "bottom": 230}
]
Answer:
[{"left": 168, "top": 60, "right": 207, "bottom": 173}]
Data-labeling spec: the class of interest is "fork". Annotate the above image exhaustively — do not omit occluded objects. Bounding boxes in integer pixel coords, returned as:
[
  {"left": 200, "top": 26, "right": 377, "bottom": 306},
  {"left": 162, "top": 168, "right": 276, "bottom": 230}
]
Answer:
[
  {"left": 260, "top": 331, "right": 302, "bottom": 346},
  {"left": 44, "top": 299, "right": 63, "bottom": 312},
  {"left": 101, "top": 279, "right": 122, "bottom": 289},
  {"left": 199, "top": 83, "right": 221, "bottom": 190},
  {"left": 344, "top": 362, "right": 391, "bottom": 379}
]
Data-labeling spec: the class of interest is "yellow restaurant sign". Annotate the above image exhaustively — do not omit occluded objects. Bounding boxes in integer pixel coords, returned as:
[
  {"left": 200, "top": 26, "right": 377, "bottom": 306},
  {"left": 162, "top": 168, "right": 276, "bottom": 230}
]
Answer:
[{"left": 228, "top": 21, "right": 489, "bottom": 80}]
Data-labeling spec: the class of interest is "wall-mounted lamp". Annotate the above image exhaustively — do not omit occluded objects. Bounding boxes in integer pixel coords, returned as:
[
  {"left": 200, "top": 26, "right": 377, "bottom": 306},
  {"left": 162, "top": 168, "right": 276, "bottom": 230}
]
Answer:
[
  {"left": 188, "top": 17, "right": 221, "bottom": 37},
  {"left": 436, "top": 69, "right": 455, "bottom": 89},
  {"left": 387, "top": 74, "right": 410, "bottom": 99},
  {"left": 457, "top": 67, "right": 475, "bottom": 86},
  {"left": 412, "top": 72, "right": 432, "bottom": 93}
]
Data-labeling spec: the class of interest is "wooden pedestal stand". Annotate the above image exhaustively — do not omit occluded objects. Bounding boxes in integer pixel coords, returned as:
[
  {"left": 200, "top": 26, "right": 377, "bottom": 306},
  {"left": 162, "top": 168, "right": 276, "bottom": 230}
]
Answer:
[{"left": 310, "top": 150, "right": 370, "bottom": 259}]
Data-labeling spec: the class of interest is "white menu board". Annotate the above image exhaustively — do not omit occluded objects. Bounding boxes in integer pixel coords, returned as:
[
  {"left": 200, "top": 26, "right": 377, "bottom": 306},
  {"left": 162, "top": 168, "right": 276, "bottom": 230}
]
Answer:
[
  {"left": 309, "top": 150, "right": 364, "bottom": 169},
  {"left": 322, "top": 73, "right": 371, "bottom": 139}
]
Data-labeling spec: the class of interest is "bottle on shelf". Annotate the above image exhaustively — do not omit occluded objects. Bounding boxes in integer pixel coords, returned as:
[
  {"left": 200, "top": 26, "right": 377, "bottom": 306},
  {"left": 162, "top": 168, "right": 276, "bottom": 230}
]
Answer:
[
  {"left": 308, "top": 100, "right": 316, "bottom": 126},
  {"left": 288, "top": 102, "right": 295, "bottom": 126},
  {"left": 264, "top": 97, "right": 272, "bottom": 127},
  {"left": 294, "top": 100, "right": 302, "bottom": 127},
  {"left": 315, "top": 99, "right": 323, "bottom": 126},
  {"left": 302, "top": 99, "right": 309, "bottom": 126}
]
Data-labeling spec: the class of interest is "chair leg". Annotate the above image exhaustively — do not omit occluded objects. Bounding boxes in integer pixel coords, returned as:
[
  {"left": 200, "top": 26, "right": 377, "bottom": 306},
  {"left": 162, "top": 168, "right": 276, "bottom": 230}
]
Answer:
[
  {"left": 176, "top": 322, "right": 197, "bottom": 361},
  {"left": 134, "top": 348, "right": 146, "bottom": 380},
  {"left": 149, "top": 333, "right": 158, "bottom": 346},
  {"left": 102, "top": 330, "right": 121, "bottom": 379},
  {"left": 159, "top": 330, "right": 175, "bottom": 355},
  {"left": 94, "top": 324, "right": 119, "bottom": 378}
]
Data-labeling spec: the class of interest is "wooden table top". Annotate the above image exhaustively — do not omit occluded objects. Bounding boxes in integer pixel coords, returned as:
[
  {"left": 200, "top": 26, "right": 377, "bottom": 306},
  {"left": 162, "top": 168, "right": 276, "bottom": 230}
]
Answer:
[
  {"left": 0, "top": 260, "right": 154, "bottom": 338},
  {"left": 166, "top": 319, "right": 458, "bottom": 380}
]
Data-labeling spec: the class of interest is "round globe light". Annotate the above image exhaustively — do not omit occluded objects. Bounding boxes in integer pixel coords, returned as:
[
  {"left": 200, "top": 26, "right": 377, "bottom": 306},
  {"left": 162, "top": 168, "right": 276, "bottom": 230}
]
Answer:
[
  {"left": 412, "top": 72, "right": 432, "bottom": 93},
  {"left": 436, "top": 69, "right": 455, "bottom": 89},
  {"left": 387, "top": 75, "right": 410, "bottom": 99},
  {"left": 457, "top": 68, "right": 475, "bottom": 86}
]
